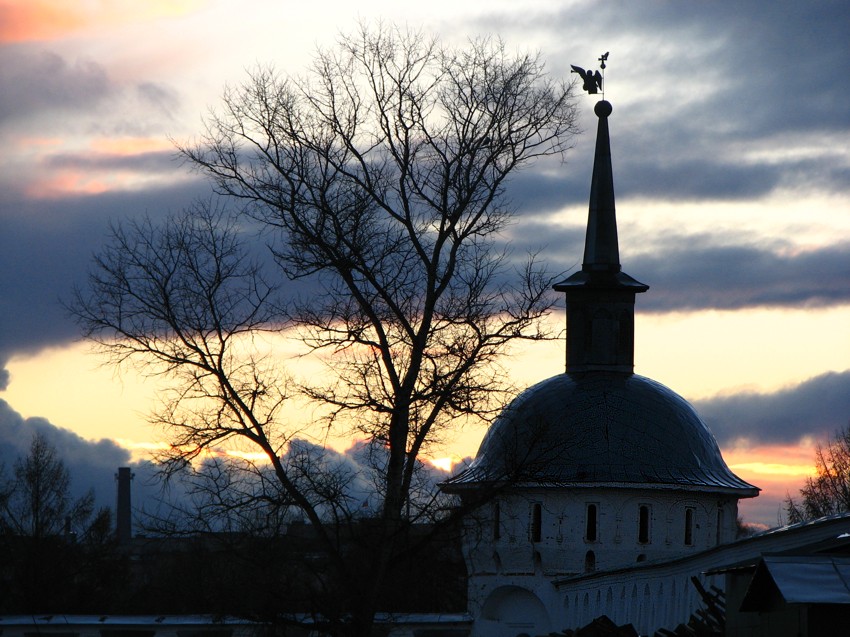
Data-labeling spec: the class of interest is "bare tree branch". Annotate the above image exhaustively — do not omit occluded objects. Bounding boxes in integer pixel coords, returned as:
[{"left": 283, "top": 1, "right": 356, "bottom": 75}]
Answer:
[
  {"left": 75, "top": 23, "right": 579, "bottom": 637},
  {"left": 786, "top": 422, "right": 850, "bottom": 523}
]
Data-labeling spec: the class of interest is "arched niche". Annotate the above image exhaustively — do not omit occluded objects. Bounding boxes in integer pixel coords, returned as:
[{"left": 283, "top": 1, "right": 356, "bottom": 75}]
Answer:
[
  {"left": 584, "top": 550, "right": 596, "bottom": 572},
  {"left": 480, "top": 585, "right": 552, "bottom": 637}
]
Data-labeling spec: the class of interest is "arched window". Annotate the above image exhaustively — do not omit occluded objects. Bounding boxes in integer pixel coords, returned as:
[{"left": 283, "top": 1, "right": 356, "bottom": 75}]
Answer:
[
  {"left": 531, "top": 502, "right": 542, "bottom": 542},
  {"left": 584, "top": 550, "right": 596, "bottom": 572},
  {"left": 684, "top": 507, "right": 694, "bottom": 546},
  {"left": 638, "top": 505, "right": 650, "bottom": 544},
  {"left": 585, "top": 503, "right": 598, "bottom": 542},
  {"left": 493, "top": 501, "right": 501, "bottom": 541}
]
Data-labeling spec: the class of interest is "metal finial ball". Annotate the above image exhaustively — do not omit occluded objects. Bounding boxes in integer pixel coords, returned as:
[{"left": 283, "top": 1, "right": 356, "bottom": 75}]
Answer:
[{"left": 594, "top": 100, "right": 612, "bottom": 118}]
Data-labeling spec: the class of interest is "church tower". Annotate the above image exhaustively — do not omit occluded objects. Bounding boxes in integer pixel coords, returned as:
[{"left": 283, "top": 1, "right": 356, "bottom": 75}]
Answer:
[
  {"left": 443, "top": 67, "right": 758, "bottom": 637},
  {"left": 553, "top": 100, "right": 648, "bottom": 374}
]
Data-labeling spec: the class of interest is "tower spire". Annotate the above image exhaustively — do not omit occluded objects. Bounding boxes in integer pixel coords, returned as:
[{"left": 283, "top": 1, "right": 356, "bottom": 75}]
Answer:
[
  {"left": 554, "top": 93, "right": 647, "bottom": 374},
  {"left": 583, "top": 100, "right": 620, "bottom": 272}
]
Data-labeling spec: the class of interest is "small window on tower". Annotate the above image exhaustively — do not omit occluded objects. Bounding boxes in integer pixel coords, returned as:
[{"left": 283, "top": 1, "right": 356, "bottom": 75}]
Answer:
[
  {"left": 585, "top": 503, "right": 598, "bottom": 542},
  {"left": 493, "top": 501, "right": 501, "bottom": 541},
  {"left": 684, "top": 507, "right": 694, "bottom": 546},
  {"left": 531, "top": 502, "right": 542, "bottom": 542},
  {"left": 638, "top": 505, "right": 651, "bottom": 544}
]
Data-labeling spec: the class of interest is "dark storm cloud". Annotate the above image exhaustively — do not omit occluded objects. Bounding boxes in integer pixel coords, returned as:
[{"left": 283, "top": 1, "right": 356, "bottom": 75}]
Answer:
[
  {"left": 544, "top": 0, "right": 850, "bottom": 136},
  {"left": 0, "top": 180, "right": 211, "bottom": 369},
  {"left": 501, "top": 225, "right": 850, "bottom": 313},
  {"left": 628, "top": 236, "right": 850, "bottom": 312},
  {"left": 472, "top": 0, "right": 850, "bottom": 202},
  {"left": 0, "top": 48, "right": 113, "bottom": 122},
  {"left": 508, "top": 170, "right": 586, "bottom": 215},
  {"left": 0, "top": 400, "right": 455, "bottom": 527},
  {"left": 507, "top": 127, "right": 849, "bottom": 218},
  {"left": 0, "top": 398, "right": 130, "bottom": 511},
  {"left": 503, "top": 220, "right": 585, "bottom": 273},
  {"left": 612, "top": 119, "right": 850, "bottom": 203},
  {"left": 504, "top": 129, "right": 785, "bottom": 214},
  {"left": 694, "top": 370, "right": 850, "bottom": 447},
  {"left": 2, "top": 2, "right": 848, "bottom": 378},
  {"left": 0, "top": 399, "right": 175, "bottom": 522},
  {"left": 692, "top": 2, "right": 850, "bottom": 136},
  {"left": 617, "top": 156, "right": 783, "bottom": 202}
]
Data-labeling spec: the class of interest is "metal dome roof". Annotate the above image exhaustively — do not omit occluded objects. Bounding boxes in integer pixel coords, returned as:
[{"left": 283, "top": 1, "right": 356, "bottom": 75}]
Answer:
[{"left": 445, "top": 373, "right": 758, "bottom": 495}]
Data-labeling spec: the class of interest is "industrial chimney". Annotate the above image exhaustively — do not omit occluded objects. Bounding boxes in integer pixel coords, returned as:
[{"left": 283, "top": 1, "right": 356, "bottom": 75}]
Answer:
[{"left": 116, "top": 467, "right": 134, "bottom": 544}]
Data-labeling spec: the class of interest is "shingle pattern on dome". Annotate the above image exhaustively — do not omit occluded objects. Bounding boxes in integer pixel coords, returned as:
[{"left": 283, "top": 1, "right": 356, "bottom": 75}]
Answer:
[{"left": 446, "top": 373, "right": 758, "bottom": 495}]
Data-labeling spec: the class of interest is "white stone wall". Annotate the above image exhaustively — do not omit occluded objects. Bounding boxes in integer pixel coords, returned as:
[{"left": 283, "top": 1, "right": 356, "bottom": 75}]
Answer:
[
  {"left": 460, "top": 485, "right": 743, "bottom": 636},
  {"left": 462, "top": 487, "right": 739, "bottom": 578},
  {"left": 466, "top": 513, "right": 850, "bottom": 637},
  {"left": 465, "top": 567, "right": 716, "bottom": 637}
]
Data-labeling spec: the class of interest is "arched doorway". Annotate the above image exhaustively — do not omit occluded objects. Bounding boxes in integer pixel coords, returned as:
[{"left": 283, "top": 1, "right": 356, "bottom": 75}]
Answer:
[{"left": 480, "top": 585, "right": 552, "bottom": 637}]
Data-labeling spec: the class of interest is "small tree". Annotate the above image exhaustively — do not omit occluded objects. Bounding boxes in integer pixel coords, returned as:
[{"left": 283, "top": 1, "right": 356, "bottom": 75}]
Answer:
[
  {"left": 786, "top": 423, "right": 850, "bottom": 523},
  {"left": 0, "top": 432, "right": 94, "bottom": 539},
  {"left": 73, "top": 24, "right": 579, "bottom": 636},
  {"left": 0, "top": 432, "right": 115, "bottom": 613}
]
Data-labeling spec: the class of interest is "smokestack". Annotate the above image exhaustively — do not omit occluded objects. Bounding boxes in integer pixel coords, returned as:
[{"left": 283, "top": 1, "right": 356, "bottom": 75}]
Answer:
[{"left": 116, "top": 467, "right": 134, "bottom": 544}]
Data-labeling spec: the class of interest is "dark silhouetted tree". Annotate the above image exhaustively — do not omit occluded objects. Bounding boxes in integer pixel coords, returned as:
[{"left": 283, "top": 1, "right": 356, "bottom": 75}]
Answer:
[
  {"left": 72, "top": 23, "right": 579, "bottom": 636},
  {"left": 0, "top": 432, "right": 116, "bottom": 612},
  {"left": 786, "top": 422, "right": 850, "bottom": 523},
  {"left": 0, "top": 431, "right": 94, "bottom": 539}
]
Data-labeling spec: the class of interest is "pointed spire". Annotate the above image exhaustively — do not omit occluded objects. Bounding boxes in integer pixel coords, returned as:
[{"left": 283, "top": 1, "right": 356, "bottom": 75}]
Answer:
[
  {"left": 583, "top": 100, "right": 620, "bottom": 272},
  {"left": 554, "top": 99, "right": 647, "bottom": 374}
]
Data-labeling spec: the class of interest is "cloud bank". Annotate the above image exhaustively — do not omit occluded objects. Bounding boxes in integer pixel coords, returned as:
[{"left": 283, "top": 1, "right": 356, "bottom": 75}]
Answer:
[
  {"left": 0, "top": 398, "right": 131, "bottom": 512},
  {"left": 695, "top": 370, "right": 850, "bottom": 448}
]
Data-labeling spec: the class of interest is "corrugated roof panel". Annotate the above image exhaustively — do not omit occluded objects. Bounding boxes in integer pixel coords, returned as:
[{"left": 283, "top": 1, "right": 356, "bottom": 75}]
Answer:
[{"left": 767, "top": 559, "right": 850, "bottom": 604}]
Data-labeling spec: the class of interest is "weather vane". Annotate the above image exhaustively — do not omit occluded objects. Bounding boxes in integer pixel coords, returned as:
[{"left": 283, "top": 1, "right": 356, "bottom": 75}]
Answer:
[{"left": 571, "top": 52, "right": 609, "bottom": 98}]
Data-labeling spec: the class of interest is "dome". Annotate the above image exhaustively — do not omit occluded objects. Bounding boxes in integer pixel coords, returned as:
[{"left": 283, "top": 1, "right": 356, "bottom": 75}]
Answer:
[{"left": 446, "top": 373, "right": 758, "bottom": 495}]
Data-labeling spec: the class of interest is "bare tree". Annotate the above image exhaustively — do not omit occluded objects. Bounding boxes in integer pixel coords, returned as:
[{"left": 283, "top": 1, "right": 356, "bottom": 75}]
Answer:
[
  {"left": 0, "top": 433, "right": 116, "bottom": 613},
  {"left": 786, "top": 422, "right": 850, "bottom": 523},
  {"left": 74, "top": 24, "right": 578, "bottom": 636},
  {"left": 0, "top": 432, "right": 95, "bottom": 539}
]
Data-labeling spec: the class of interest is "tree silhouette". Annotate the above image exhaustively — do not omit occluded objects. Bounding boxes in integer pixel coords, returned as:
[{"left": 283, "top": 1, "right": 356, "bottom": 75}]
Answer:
[
  {"left": 0, "top": 431, "right": 94, "bottom": 538},
  {"left": 0, "top": 432, "right": 114, "bottom": 612},
  {"left": 786, "top": 422, "right": 850, "bottom": 523},
  {"left": 73, "top": 24, "right": 579, "bottom": 636}
]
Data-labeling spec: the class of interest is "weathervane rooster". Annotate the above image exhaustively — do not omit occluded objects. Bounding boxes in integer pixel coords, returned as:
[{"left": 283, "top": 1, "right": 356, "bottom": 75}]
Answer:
[{"left": 571, "top": 51, "right": 609, "bottom": 95}]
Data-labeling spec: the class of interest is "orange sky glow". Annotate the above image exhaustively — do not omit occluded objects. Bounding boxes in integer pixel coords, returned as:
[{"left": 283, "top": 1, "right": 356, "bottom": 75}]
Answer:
[
  {"left": 11, "top": 136, "right": 187, "bottom": 199},
  {"left": 2, "top": 310, "right": 839, "bottom": 528},
  {"left": 0, "top": 0, "right": 206, "bottom": 43},
  {"left": 24, "top": 168, "right": 185, "bottom": 199}
]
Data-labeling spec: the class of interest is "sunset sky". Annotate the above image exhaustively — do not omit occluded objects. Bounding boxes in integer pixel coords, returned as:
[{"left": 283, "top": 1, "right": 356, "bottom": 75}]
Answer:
[{"left": 1, "top": 0, "right": 849, "bottom": 529}]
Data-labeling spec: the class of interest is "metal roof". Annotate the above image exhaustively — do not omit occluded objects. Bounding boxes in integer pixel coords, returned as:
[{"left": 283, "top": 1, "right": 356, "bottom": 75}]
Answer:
[
  {"left": 741, "top": 555, "right": 850, "bottom": 608},
  {"left": 444, "top": 372, "right": 758, "bottom": 495}
]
